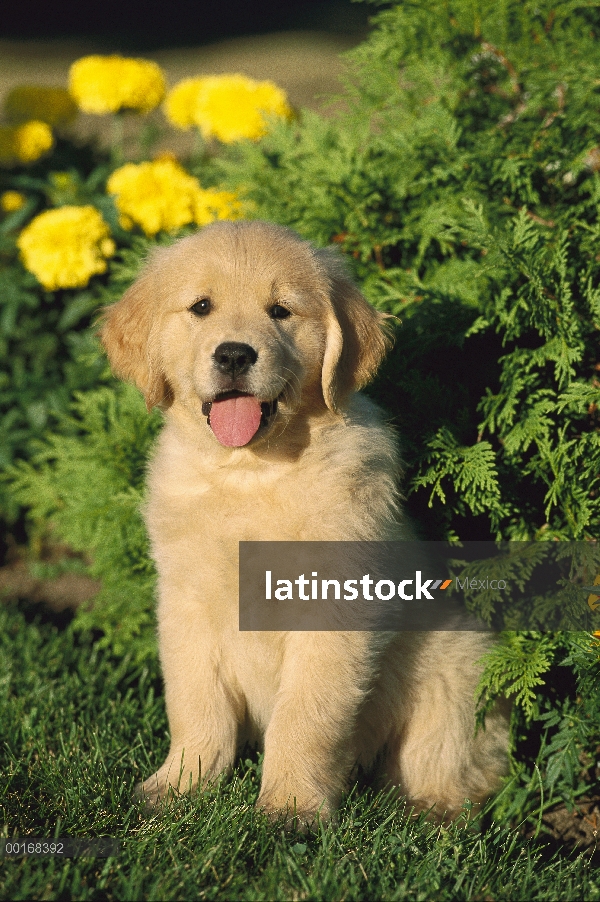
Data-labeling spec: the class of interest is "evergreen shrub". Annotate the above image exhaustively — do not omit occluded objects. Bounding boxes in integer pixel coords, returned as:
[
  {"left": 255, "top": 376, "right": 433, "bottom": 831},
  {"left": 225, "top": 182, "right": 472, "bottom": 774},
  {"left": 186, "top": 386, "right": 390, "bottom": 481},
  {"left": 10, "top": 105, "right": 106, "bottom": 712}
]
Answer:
[{"left": 6, "top": 0, "right": 600, "bottom": 828}]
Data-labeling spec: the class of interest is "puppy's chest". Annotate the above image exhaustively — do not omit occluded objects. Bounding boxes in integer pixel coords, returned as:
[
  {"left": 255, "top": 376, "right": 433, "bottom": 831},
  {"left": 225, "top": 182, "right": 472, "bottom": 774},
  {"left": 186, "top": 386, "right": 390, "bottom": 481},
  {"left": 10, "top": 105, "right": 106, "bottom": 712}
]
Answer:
[
  {"left": 149, "top": 468, "right": 335, "bottom": 544},
  {"left": 146, "top": 412, "right": 399, "bottom": 549}
]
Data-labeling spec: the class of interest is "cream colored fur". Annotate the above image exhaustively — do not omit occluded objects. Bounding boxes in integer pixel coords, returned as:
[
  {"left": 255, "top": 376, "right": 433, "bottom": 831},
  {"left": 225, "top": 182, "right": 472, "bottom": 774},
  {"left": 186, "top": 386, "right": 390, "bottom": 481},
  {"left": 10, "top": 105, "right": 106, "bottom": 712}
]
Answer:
[{"left": 101, "top": 220, "right": 508, "bottom": 823}]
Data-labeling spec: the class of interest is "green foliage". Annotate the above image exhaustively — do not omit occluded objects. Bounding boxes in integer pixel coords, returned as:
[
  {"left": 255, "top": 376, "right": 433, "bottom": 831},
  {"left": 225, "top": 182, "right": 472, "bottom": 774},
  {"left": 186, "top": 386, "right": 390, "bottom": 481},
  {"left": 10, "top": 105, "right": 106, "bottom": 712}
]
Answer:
[
  {"left": 477, "top": 632, "right": 560, "bottom": 720},
  {"left": 219, "top": 0, "right": 600, "bottom": 541},
  {"left": 7, "top": 384, "right": 162, "bottom": 659},
  {"left": 0, "top": 149, "right": 125, "bottom": 522},
  {"left": 412, "top": 427, "right": 503, "bottom": 521},
  {"left": 477, "top": 631, "right": 600, "bottom": 823},
  {"left": 0, "top": 264, "right": 108, "bottom": 520},
  {"left": 0, "top": 138, "right": 203, "bottom": 526}
]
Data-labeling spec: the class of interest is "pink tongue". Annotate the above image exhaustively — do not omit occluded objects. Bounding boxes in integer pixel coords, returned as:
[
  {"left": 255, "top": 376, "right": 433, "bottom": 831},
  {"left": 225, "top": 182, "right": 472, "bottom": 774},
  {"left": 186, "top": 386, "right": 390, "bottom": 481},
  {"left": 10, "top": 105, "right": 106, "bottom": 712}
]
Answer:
[{"left": 209, "top": 395, "right": 263, "bottom": 447}]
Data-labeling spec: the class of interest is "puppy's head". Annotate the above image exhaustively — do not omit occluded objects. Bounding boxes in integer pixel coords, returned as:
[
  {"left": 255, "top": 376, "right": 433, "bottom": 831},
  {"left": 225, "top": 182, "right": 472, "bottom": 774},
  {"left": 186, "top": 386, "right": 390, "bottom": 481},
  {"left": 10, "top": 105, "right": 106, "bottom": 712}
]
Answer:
[{"left": 100, "top": 221, "right": 391, "bottom": 447}]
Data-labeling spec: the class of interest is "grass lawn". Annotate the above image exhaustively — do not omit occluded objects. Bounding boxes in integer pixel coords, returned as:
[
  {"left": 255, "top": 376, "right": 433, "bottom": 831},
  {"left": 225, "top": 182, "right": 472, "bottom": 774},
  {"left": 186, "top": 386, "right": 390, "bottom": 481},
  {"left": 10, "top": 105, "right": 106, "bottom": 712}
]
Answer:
[{"left": 1, "top": 601, "right": 599, "bottom": 901}]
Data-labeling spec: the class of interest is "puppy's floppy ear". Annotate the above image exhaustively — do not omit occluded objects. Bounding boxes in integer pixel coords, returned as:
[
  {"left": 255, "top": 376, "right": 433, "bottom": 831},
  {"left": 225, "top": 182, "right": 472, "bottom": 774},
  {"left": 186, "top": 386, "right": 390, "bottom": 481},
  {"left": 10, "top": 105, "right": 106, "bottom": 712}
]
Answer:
[
  {"left": 318, "top": 249, "right": 393, "bottom": 412},
  {"left": 99, "top": 255, "right": 172, "bottom": 411}
]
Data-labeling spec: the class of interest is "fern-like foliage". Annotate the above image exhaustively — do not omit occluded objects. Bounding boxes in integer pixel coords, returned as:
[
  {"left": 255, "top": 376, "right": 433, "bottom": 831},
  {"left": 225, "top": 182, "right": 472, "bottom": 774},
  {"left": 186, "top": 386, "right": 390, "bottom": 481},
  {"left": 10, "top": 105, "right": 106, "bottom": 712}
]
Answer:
[
  {"left": 218, "top": 0, "right": 600, "bottom": 543},
  {"left": 478, "top": 631, "right": 600, "bottom": 820},
  {"left": 7, "top": 383, "right": 162, "bottom": 660},
  {"left": 477, "top": 632, "right": 561, "bottom": 722},
  {"left": 412, "top": 427, "right": 504, "bottom": 526}
]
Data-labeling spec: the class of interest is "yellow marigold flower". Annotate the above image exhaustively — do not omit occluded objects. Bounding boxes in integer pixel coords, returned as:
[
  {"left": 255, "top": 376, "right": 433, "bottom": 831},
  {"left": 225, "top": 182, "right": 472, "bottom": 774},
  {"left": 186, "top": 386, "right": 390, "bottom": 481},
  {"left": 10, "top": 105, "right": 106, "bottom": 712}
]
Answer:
[
  {"left": 1, "top": 190, "right": 27, "bottom": 212},
  {"left": 0, "top": 121, "right": 53, "bottom": 165},
  {"left": 107, "top": 158, "right": 242, "bottom": 236},
  {"left": 193, "top": 188, "right": 243, "bottom": 226},
  {"left": 69, "top": 55, "right": 166, "bottom": 114},
  {"left": 107, "top": 159, "right": 199, "bottom": 235},
  {"left": 165, "top": 73, "right": 292, "bottom": 142},
  {"left": 14, "top": 121, "right": 54, "bottom": 162},
  {"left": 164, "top": 77, "right": 204, "bottom": 130},
  {"left": 4, "top": 85, "right": 77, "bottom": 127},
  {"left": 17, "top": 205, "right": 115, "bottom": 290},
  {"left": 196, "top": 75, "right": 292, "bottom": 142}
]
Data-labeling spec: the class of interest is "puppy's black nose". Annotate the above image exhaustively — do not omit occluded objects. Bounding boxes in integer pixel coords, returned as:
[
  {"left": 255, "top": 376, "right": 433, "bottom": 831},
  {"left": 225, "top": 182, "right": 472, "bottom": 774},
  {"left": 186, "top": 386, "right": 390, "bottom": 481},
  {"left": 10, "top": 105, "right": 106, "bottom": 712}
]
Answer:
[{"left": 213, "top": 342, "right": 258, "bottom": 377}]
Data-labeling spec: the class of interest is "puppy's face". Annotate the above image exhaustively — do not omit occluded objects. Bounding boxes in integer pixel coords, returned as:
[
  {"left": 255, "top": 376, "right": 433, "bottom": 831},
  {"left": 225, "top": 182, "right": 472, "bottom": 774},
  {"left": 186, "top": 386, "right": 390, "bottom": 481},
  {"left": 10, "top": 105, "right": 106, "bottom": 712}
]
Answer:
[
  {"left": 156, "top": 226, "right": 331, "bottom": 446},
  {"left": 101, "top": 221, "right": 390, "bottom": 448}
]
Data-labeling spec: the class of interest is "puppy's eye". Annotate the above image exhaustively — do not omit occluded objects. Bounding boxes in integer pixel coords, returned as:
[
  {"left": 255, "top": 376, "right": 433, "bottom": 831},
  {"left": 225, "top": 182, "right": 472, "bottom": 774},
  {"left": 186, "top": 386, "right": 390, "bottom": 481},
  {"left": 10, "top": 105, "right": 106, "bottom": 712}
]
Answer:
[
  {"left": 268, "top": 304, "right": 291, "bottom": 320},
  {"left": 190, "top": 297, "right": 212, "bottom": 316}
]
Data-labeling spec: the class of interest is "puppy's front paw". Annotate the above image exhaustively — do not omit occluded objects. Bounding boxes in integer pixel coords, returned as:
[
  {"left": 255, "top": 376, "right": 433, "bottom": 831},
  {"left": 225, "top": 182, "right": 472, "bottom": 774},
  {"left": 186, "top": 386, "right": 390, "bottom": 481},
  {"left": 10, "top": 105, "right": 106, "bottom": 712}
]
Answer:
[
  {"left": 134, "top": 771, "right": 174, "bottom": 811},
  {"left": 406, "top": 795, "right": 477, "bottom": 826},
  {"left": 134, "top": 756, "right": 198, "bottom": 811},
  {"left": 256, "top": 791, "right": 332, "bottom": 832}
]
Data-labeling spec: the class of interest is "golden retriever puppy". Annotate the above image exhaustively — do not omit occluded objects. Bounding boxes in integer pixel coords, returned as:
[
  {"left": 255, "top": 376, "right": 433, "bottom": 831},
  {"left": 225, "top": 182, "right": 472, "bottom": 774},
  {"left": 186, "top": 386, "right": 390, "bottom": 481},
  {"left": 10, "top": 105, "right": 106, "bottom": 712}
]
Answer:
[{"left": 101, "top": 220, "right": 508, "bottom": 823}]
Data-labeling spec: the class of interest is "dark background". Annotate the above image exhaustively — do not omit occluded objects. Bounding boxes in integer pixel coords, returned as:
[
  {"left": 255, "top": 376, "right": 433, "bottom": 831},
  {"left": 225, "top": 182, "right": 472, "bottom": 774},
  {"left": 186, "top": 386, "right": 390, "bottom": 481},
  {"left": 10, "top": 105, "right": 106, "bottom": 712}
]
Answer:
[{"left": 2, "top": 0, "right": 372, "bottom": 48}]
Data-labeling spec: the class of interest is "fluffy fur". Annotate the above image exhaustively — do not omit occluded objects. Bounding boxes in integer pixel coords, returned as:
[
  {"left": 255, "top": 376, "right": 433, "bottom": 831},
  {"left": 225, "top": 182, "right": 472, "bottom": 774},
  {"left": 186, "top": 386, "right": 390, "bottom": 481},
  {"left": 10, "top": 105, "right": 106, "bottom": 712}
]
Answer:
[{"left": 101, "top": 220, "right": 508, "bottom": 823}]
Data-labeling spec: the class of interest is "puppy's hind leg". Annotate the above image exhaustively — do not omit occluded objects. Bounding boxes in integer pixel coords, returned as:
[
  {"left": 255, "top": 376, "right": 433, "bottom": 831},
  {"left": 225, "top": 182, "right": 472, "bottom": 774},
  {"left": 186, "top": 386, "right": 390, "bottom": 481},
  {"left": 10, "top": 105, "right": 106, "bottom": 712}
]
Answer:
[{"left": 387, "top": 632, "right": 509, "bottom": 821}]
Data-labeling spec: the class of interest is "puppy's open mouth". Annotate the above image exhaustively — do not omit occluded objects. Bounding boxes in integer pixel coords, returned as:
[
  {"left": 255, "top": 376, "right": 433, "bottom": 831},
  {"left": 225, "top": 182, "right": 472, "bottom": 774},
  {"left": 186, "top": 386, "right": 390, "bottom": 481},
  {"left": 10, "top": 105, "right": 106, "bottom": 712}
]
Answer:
[{"left": 201, "top": 391, "right": 278, "bottom": 447}]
